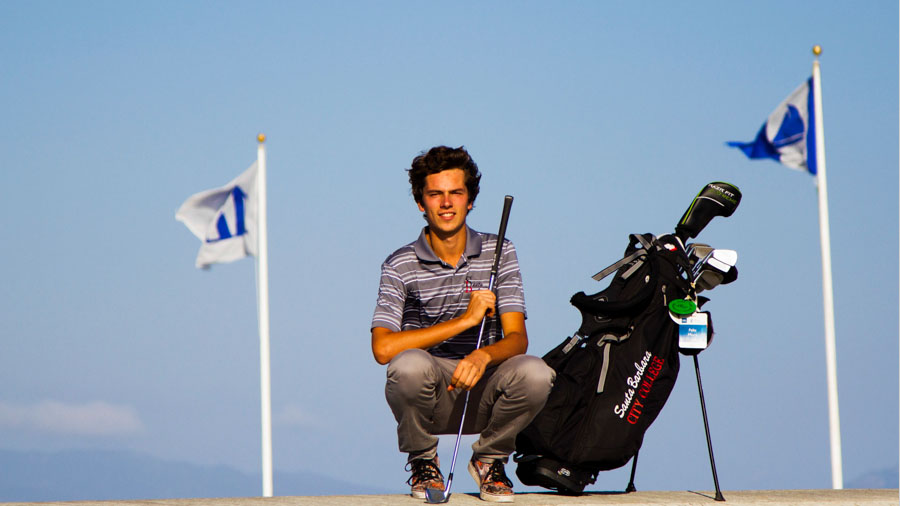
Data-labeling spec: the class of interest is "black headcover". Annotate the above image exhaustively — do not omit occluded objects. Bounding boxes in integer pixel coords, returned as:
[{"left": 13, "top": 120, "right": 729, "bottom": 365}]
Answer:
[{"left": 675, "top": 182, "right": 742, "bottom": 242}]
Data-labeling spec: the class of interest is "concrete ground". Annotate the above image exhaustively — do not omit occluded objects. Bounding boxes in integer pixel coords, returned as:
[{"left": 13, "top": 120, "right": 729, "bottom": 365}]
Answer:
[{"left": 1, "top": 489, "right": 896, "bottom": 506}]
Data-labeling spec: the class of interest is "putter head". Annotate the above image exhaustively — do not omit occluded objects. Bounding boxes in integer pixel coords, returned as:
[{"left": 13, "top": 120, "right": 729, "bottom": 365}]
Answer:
[{"left": 675, "top": 182, "right": 742, "bottom": 242}]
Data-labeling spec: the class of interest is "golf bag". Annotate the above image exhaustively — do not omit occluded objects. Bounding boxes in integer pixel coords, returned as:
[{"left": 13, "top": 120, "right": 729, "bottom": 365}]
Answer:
[
  {"left": 514, "top": 181, "right": 741, "bottom": 501},
  {"left": 515, "top": 181, "right": 740, "bottom": 498},
  {"left": 514, "top": 233, "right": 702, "bottom": 494}
]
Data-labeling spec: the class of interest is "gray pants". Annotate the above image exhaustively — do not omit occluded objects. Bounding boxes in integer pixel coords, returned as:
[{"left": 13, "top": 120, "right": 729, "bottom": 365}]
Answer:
[{"left": 385, "top": 349, "right": 555, "bottom": 463}]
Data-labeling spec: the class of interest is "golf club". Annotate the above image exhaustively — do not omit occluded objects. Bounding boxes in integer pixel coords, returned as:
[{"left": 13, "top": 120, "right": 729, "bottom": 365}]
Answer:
[
  {"left": 691, "top": 248, "right": 737, "bottom": 279},
  {"left": 425, "top": 195, "right": 514, "bottom": 504},
  {"left": 675, "top": 182, "right": 742, "bottom": 243},
  {"left": 692, "top": 249, "right": 738, "bottom": 292}
]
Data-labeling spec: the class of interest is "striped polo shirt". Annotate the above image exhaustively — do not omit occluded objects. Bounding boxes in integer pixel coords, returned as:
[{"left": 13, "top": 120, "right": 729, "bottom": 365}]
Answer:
[{"left": 372, "top": 226, "right": 526, "bottom": 359}]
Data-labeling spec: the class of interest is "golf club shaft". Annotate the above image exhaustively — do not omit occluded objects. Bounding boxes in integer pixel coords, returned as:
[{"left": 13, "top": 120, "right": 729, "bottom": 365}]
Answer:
[
  {"left": 475, "top": 195, "right": 514, "bottom": 350},
  {"left": 442, "top": 195, "right": 514, "bottom": 498}
]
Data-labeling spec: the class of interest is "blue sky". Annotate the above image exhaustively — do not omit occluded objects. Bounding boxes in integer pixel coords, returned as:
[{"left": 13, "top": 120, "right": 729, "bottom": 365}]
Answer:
[{"left": 1, "top": 0, "right": 897, "bottom": 498}]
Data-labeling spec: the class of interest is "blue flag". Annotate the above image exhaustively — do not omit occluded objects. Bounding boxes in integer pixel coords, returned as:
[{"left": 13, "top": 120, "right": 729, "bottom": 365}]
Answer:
[{"left": 727, "top": 78, "right": 817, "bottom": 175}]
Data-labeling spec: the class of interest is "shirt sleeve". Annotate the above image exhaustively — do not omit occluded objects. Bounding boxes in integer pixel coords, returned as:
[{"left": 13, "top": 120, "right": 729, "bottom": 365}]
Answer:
[
  {"left": 371, "top": 260, "right": 405, "bottom": 332},
  {"left": 495, "top": 240, "right": 527, "bottom": 318}
]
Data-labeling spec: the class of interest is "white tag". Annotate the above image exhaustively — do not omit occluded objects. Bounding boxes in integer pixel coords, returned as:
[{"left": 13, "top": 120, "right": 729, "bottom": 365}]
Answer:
[{"left": 678, "top": 312, "right": 709, "bottom": 350}]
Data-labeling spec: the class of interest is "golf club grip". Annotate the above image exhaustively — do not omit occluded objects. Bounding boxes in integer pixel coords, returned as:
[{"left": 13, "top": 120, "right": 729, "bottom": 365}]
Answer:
[
  {"left": 475, "top": 195, "right": 514, "bottom": 350},
  {"left": 490, "top": 195, "right": 514, "bottom": 279}
]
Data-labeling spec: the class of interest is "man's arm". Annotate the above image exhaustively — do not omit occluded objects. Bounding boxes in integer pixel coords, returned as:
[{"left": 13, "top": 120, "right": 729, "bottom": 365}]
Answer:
[
  {"left": 371, "top": 290, "right": 497, "bottom": 365},
  {"left": 447, "top": 310, "right": 528, "bottom": 391}
]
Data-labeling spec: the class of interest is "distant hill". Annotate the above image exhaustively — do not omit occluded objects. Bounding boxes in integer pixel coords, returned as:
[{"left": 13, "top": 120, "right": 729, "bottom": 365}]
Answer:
[
  {"left": 847, "top": 465, "right": 899, "bottom": 489},
  {"left": 0, "top": 449, "right": 393, "bottom": 502}
]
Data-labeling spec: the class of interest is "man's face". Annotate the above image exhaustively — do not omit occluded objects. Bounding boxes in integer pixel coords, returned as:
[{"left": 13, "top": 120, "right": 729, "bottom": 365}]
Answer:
[{"left": 417, "top": 168, "right": 472, "bottom": 237}]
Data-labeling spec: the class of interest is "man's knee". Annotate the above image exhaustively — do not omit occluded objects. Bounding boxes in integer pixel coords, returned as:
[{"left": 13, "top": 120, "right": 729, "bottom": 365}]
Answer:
[
  {"left": 386, "top": 349, "right": 436, "bottom": 400},
  {"left": 502, "top": 355, "right": 555, "bottom": 401}
]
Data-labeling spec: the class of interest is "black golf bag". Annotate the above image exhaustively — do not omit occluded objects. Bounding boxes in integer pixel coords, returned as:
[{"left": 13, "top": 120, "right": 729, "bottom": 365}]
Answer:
[
  {"left": 514, "top": 182, "right": 742, "bottom": 499},
  {"left": 514, "top": 233, "right": 699, "bottom": 494}
]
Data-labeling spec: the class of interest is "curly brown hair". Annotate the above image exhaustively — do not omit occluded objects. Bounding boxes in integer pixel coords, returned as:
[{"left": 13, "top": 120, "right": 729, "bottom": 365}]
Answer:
[{"left": 408, "top": 146, "right": 481, "bottom": 207}]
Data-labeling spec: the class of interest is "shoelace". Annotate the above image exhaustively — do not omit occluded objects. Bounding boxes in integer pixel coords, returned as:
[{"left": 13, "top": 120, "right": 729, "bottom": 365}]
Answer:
[
  {"left": 486, "top": 460, "right": 513, "bottom": 487},
  {"left": 406, "top": 459, "right": 442, "bottom": 485}
]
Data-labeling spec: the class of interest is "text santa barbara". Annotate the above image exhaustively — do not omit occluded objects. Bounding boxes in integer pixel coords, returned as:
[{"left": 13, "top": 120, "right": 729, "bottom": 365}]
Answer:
[{"left": 613, "top": 350, "right": 666, "bottom": 424}]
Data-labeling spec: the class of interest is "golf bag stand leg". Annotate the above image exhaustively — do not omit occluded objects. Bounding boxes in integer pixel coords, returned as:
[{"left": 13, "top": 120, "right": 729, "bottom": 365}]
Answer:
[
  {"left": 694, "top": 355, "right": 725, "bottom": 502},
  {"left": 625, "top": 451, "right": 639, "bottom": 493}
]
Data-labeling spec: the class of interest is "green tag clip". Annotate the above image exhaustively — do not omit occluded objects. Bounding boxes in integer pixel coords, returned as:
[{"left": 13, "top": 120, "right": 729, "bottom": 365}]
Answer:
[{"left": 668, "top": 298, "right": 697, "bottom": 316}]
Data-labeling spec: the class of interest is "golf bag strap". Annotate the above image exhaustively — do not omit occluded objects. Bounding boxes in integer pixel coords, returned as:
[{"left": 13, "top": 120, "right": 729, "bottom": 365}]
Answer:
[
  {"left": 592, "top": 249, "right": 644, "bottom": 282},
  {"left": 596, "top": 330, "right": 633, "bottom": 393},
  {"left": 574, "top": 253, "right": 659, "bottom": 317},
  {"left": 597, "top": 340, "right": 612, "bottom": 393},
  {"left": 591, "top": 234, "right": 655, "bottom": 282},
  {"left": 634, "top": 233, "right": 654, "bottom": 249}
]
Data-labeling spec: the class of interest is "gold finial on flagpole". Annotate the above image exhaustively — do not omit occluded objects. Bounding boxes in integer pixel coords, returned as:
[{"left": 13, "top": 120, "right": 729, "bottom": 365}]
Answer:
[
  {"left": 257, "top": 133, "right": 266, "bottom": 143},
  {"left": 812, "top": 45, "right": 822, "bottom": 57}
]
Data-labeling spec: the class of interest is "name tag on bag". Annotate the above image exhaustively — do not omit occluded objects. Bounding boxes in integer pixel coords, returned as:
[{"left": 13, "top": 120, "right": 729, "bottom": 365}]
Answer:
[{"left": 678, "top": 312, "right": 709, "bottom": 350}]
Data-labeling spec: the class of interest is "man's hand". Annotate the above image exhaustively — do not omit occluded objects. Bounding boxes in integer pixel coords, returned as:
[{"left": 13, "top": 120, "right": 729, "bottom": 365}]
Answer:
[
  {"left": 447, "top": 311, "right": 529, "bottom": 390},
  {"left": 461, "top": 289, "right": 496, "bottom": 327},
  {"left": 448, "top": 348, "right": 491, "bottom": 391},
  {"left": 447, "top": 290, "right": 495, "bottom": 390}
]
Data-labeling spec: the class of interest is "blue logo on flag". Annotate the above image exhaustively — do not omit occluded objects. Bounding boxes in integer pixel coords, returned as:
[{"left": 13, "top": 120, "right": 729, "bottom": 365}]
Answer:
[
  {"left": 206, "top": 186, "right": 247, "bottom": 243},
  {"left": 772, "top": 104, "right": 805, "bottom": 148}
]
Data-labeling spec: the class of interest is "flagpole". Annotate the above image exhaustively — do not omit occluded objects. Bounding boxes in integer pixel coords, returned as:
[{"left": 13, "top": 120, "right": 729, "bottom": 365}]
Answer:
[
  {"left": 811, "top": 46, "right": 843, "bottom": 490},
  {"left": 256, "top": 133, "right": 274, "bottom": 497}
]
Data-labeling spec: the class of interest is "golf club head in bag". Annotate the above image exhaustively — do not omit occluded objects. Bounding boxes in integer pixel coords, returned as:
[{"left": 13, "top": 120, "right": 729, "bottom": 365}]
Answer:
[
  {"left": 675, "top": 182, "right": 742, "bottom": 243},
  {"left": 690, "top": 247, "right": 738, "bottom": 293}
]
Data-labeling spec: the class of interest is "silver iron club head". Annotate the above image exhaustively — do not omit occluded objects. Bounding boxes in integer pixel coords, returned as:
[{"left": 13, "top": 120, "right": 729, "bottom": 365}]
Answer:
[{"left": 424, "top": 484, "right": 450, "bottom": 503}]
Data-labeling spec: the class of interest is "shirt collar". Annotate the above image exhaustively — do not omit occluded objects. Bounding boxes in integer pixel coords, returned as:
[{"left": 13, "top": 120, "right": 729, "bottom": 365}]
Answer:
[{"left": 414, "top": 226, "right": 483, "bottom": 265}]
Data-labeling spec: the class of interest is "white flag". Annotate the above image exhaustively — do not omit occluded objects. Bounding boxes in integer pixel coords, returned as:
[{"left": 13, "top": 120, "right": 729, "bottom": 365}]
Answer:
[{"left": 176, "top": 162, "right": 258, "bottom": 268}]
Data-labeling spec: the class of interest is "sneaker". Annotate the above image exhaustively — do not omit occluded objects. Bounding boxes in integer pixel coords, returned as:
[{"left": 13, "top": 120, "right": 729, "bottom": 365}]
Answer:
[
  {"left": 468, "top": 457, "right": 514, "bottom": 502},
  {"left": 406, "top": 457, "right": 444, "bottom": 499}
]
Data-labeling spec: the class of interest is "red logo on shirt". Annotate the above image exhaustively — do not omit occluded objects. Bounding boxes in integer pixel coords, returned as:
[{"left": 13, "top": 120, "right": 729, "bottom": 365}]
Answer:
[{"left": 464, "top": 279, "right": 485, "bottom": 293}]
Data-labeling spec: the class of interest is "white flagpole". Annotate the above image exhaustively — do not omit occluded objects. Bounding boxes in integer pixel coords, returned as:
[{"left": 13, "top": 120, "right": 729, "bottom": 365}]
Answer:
[
  {"left": 256, "top": 134, "right": 274, "bottom": 497},
  {"left": 811, "top": 46, "right": 843, "bottom": 490}
]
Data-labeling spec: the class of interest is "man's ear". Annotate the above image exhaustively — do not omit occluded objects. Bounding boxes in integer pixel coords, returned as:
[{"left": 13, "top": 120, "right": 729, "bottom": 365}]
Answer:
[{"left": 417, "top": 201, "right": 426, "bottom": 212}]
